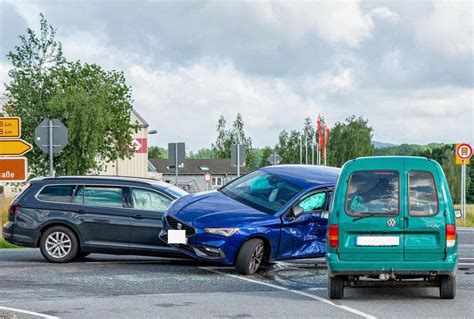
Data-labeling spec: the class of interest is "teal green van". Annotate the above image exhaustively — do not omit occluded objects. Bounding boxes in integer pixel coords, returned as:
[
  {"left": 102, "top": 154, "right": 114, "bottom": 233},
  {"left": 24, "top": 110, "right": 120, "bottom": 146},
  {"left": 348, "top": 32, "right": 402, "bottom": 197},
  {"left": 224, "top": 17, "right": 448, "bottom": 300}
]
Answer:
[{"left": 326, "top": 156, "right": 461, "bottom": 299}]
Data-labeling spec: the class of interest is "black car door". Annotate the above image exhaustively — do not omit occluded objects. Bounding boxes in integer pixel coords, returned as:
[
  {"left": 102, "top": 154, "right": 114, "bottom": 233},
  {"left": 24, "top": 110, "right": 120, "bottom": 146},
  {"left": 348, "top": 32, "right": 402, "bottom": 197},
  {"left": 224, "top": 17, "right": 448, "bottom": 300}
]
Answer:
[
  {"left": 127, "top": 187, "right": 175, "bottom": 251},
  {"left": 75, "top": 185, "right": 130, "bottom": 248}
]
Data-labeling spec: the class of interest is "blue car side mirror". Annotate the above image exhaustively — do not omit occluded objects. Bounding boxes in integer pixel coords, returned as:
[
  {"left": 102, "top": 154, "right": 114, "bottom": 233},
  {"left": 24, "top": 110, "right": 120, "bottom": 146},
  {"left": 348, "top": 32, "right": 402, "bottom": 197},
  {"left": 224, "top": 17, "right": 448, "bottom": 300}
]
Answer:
[{"left": 290, "top": 206, "right": 304, "bottom": 220}]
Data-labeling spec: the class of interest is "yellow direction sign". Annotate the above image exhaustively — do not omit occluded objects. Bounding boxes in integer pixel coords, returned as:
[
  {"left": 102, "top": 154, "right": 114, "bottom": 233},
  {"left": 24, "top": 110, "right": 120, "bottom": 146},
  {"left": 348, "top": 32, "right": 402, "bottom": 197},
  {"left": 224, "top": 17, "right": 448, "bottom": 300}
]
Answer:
[
  {"left": 0, "top": 117, "right": 21, "bottom": 138},
  {"left": 0, "top": 139, "right": 33, "bottom": 156}
]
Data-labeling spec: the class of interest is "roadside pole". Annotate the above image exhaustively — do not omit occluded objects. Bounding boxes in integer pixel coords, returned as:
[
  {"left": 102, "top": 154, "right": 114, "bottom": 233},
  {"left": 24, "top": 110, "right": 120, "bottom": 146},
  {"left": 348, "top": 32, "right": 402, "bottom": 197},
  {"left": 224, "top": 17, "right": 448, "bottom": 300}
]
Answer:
[
  {"left": 455, "top": 143, "right": 472, "bottom": 224},
  {"left": 175, "top": 143, "right": 178, "bottom": 186},
  {"left": 237, "top": 141, "right": 240, "bottom": 177},
  {"left": 299, "top": 132, "right": 302, "bottom": 164},
  {"left": 48, "top": 120, "right": 53, "bottom": 176},
  {"left": 462, "top": 160, "right": 466, "bottom": 224}
]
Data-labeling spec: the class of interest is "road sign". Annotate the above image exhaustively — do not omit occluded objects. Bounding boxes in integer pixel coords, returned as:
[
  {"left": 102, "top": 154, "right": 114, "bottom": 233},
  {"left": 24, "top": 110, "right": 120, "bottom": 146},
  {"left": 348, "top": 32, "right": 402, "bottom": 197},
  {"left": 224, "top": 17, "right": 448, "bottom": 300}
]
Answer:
[
  {"left": 0, "top": 117, "right": 21, "bottom": 138},
  {"left": 231, "top": 144, "right": 246, "bottom": 167},
  {"left": 34, "top": 119, "right": 68, "bottom": 154},
  {"left": 267, "top": 153, "right": 282, "bottom": 165},
  {"left": 0, "top": 139, "right": 33, "bottom": 156},
  {"left": 204, "top": 172, "right": 212, "bottom": 183},
  {"left": 168, "top": 143, "right": 185, "bottom": 168},
  {"left": 0, "top": 157, "right": 27, "bottom": 182},
  {"left": 168, "top": 142, "right": 186, "bottom": 186},
  {"left": 131, "top": 138, "right": 148, "bottom": 153},
  {"left": 455, "top": 143, "right": 472, "bottom": 165}
]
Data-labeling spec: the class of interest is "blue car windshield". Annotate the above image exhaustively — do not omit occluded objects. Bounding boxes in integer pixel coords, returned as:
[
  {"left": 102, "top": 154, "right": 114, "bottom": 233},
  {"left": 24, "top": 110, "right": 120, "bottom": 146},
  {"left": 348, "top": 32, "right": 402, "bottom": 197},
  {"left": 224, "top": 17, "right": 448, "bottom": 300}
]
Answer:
[{"left": 220, "top": 170, "right": 303, "bottom": 214}]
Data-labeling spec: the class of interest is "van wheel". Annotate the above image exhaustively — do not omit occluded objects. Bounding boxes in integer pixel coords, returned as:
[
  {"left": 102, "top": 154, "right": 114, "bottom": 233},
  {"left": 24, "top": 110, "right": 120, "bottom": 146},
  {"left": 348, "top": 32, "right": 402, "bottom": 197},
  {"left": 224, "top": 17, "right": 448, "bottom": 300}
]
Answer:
[
  {"left": 235, "top": 239, "right": 265, "bottom": 275},
  {"left": 39, "top": 226, "right": 79, "bottom": 263},
  {"left": 328, "top": 275, "right": 344, "bottom": 299},
  {"left": 439, "top": 275, "right": 456, "bottom": 299}
]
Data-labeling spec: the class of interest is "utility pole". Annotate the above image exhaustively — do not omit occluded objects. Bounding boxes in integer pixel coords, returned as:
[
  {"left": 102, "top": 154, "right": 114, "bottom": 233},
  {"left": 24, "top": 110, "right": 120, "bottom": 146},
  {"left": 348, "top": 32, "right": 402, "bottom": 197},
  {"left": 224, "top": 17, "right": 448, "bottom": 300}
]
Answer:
[
  {"left": 299, "top": 132, "right": 303, "bottom": 164},
  {"left": 237, "top": 138, "right": 240, "bottom": 177}
]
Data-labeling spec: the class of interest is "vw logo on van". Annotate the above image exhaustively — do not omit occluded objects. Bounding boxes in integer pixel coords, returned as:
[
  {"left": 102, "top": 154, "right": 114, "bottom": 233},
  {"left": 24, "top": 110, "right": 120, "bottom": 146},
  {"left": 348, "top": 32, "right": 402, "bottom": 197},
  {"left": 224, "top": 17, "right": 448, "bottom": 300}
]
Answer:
[
  {"left": 387, "top": 219, "right": 396, "bottom": 228},
  {"left": 177, "top": 223, "right": 182, "bottom": 230}
]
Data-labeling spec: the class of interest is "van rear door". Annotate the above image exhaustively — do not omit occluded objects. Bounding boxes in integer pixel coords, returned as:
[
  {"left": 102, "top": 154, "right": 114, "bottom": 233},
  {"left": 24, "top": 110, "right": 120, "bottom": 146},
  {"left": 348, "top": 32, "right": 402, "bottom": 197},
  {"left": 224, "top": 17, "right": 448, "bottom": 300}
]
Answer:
[
  {"left": 338, "top": 160, "right": 405, "bottom": 261},
  {"left": 404, "top": 159, "right": 445, "bottom": 261}
]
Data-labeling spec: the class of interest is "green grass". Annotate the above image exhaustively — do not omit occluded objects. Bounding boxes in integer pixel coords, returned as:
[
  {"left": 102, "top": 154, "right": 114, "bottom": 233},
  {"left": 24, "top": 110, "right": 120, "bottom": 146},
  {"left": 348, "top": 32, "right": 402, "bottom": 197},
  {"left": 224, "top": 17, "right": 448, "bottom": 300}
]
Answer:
[{"left": 0, "top": 196, "right": 20, "bottom": 248}]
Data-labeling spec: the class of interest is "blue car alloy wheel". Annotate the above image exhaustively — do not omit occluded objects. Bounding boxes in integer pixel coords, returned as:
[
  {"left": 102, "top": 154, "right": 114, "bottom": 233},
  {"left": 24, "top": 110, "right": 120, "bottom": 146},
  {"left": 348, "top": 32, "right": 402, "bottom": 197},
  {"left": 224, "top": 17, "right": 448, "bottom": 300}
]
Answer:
[{"left": 160, "top": 165, "right": 340, "bottom": 275}]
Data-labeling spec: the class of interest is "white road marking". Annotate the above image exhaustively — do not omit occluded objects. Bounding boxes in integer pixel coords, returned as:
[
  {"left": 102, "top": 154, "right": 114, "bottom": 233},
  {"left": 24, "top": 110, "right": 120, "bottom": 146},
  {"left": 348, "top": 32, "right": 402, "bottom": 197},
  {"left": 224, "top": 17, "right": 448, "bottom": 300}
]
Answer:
[
  {"left": 307, "top": 287, "right": 327, "bottom": 291},
  {"left": 460, "top": 258, "right": 474, "bottom": 260},
  {"left": 459, "top": 263, "right": 474, "bottom": 267},
  {"left": 199, "top": 267, "right": 377, "bottom": 319},
  {"left": 0, "top": 306, "right": 58, "bottom": 319}
]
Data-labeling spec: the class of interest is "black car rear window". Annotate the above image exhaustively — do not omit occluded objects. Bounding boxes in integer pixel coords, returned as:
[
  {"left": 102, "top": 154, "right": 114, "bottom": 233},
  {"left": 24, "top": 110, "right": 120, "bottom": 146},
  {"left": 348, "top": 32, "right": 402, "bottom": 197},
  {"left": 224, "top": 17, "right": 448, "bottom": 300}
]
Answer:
[
  {"left": 345, "top": 171, "right": 399, "bottom": 216},
  {"left": 37, "top": 185, "right": 76, "bottom": 203}
]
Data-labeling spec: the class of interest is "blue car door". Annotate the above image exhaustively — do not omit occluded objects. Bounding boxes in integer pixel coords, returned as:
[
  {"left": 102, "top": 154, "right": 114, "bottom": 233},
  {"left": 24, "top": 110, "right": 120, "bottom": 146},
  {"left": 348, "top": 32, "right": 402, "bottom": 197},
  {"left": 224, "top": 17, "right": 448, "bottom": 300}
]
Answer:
[{"left": 279, "top": 190, "right": 330, "bottom": 259}]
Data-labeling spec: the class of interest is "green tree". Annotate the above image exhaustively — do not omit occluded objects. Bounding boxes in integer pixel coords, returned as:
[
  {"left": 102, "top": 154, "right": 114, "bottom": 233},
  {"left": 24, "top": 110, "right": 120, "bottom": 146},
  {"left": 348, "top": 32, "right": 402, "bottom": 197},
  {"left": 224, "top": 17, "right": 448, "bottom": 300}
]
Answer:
[
  {"left": 468, "top": 160, "right": 474, "bottom": 203},
  {"left": 415, "top": 144, "right": 469, "bottom": 204},
  {"left": 259, "top": 146, "right": 274, "bottom": 167},
  {"left": 327, "top": 115, "right": 374, "bottom": 167},
  {"left": 4, "top": 14, "right": 137, "bottom": 176},
  {"left": 148, "top": 146, "right": 167, "bottom": 159},
  {"left": 212, "top": 113, "right": 256, "bottom": 169},
  {"left": 275, "top": 129, "right": 301, "bottom": 164},
  {"left": 188, "top": 148, "right": 215, "bottom": 159}
]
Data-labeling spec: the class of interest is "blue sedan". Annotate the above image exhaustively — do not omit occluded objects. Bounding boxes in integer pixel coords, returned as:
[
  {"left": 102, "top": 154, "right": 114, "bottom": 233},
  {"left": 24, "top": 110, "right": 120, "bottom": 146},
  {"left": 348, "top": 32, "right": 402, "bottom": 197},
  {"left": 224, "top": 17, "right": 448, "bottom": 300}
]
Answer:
[{"left": 160, "top": 165, "right": 340, "bottom": 275}]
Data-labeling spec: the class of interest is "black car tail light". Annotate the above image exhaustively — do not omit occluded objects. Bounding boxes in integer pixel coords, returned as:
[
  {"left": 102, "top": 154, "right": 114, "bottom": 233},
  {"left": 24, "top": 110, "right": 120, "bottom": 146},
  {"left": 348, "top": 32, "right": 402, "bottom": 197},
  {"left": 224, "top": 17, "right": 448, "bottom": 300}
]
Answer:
[{"left": 8, "top": 204, "right": 21, "bottom": 221}]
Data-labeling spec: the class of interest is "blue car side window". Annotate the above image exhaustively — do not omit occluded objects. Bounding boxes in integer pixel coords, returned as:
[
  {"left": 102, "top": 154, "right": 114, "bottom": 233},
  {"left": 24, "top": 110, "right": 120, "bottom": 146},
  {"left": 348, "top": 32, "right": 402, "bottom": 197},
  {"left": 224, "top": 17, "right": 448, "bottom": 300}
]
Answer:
[{"left": 299, "top": 192, "right": 327, "bottom": 212}]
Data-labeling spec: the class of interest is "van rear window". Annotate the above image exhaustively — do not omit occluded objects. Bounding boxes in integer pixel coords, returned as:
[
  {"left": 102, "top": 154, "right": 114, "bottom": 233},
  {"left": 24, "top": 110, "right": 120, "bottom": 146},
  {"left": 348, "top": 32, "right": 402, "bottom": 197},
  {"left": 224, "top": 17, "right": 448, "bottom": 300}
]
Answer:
[
  {"left": 408, "top": 171, "right": 438, "bottom": 216},
  {"left": 346, "top": 171, "right": 399, "bottom": 216}
]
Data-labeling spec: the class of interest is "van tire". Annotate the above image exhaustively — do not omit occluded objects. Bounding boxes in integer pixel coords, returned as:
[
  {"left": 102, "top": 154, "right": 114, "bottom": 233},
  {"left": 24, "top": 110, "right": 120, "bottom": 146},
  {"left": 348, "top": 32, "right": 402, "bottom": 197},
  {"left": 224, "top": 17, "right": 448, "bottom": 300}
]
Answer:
[
  {"left": 39, "top": 226, "right": 79, "bottom": 263},
  {"left": 328, "top": 275, "right": 344, "bottom": 299},
  {"left": 235, "top": 239, "right": 265, "bottom": 275},
  {"left": 439, "top": 275, "right": 456, "bottom": 299}
]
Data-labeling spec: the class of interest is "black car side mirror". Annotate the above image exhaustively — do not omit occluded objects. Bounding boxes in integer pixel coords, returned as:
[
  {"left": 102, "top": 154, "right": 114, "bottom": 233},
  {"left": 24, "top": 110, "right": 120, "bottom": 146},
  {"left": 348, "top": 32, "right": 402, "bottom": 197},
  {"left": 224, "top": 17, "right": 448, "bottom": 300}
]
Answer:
[{"left": 289, "top": 206, "right": 304, "bottom": 220}]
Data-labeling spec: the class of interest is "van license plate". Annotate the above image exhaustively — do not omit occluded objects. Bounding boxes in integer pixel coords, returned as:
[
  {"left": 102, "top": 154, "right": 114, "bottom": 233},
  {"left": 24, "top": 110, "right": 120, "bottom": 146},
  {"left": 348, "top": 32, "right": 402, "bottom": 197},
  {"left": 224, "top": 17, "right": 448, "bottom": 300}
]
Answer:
[
  {"left": 356, "top": 236, "right": 399, "bottom": 246},
  {"left": 168, "top": 230, "right": 187, "bottom": 244}
]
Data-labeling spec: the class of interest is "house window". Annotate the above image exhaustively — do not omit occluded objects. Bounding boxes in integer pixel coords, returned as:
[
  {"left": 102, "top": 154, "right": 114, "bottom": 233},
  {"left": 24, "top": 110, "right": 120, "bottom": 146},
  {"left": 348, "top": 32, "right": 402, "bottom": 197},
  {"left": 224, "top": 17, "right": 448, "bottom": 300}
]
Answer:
[{"left": 212, "top": 177, "right": 223, "bottom": 187}]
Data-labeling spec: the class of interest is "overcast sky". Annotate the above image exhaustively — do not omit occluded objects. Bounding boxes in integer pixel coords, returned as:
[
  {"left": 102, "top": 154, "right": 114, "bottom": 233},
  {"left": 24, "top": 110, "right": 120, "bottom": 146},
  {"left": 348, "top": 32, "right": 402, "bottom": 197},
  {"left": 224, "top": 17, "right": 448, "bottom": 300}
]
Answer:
[{"left": 1, "top": 0, "right": 473, "bottom": 150}]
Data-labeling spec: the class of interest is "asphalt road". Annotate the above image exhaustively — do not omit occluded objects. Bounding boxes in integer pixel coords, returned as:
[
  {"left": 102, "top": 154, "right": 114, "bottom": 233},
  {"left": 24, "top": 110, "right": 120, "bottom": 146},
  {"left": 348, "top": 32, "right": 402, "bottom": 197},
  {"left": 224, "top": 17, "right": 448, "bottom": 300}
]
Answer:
[{"left": 1, "top": 228, "right": 473, "bottom": 319}]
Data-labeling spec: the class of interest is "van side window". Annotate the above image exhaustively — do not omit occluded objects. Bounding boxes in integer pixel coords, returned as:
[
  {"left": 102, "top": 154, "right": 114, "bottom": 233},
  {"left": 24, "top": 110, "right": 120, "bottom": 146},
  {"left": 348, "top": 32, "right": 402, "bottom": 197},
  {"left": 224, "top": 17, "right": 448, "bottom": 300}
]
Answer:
[
  {"left": 346, "top": 171, "right": 399, "bottom": 216},
  {"left": 83, "top": 186, "right": 124, "bottom": 208},
  {"left": 408, "top": 171, "right": 438, "bottom": 216},
  {"left": 131, "top": 188, "right": 172, "bottom": 212},
  {"left": 37, "top": 185, "right": 76, "bottom": 203}
]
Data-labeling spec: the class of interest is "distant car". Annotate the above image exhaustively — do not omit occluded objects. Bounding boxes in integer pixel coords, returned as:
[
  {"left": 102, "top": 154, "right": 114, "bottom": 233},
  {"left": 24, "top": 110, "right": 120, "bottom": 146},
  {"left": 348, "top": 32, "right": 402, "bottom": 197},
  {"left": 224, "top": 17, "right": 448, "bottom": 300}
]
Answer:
[
  {"left": 160, "top": 165, "right": 340, "bottom": 275},
  {"left": 326, "top": 156, "right": 460, "bottom": 299},
  {"left": 2, "top": 176, "right": 188, "bottom": 263}
]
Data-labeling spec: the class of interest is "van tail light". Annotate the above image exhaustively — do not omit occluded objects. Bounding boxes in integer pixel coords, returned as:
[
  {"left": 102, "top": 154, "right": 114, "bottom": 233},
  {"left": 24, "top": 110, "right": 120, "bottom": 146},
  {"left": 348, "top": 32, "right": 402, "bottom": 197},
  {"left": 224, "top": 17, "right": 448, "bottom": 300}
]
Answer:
[
  {"left": 8, "top": 204, "right": 21, "bottom": 221},
  {"left": 329, "top": 224, "right": 339, "bottom": 248},
  {"left": 446, "top": 224, "right": 456, "bottom": 248}
]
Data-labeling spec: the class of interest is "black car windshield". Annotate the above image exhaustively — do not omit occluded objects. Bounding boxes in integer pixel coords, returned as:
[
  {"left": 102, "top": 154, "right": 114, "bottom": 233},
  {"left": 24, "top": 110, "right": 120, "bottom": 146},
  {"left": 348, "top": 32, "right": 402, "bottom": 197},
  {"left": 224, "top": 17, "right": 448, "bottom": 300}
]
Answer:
[{"left": 220, "top": 170, "right": 303, "bottom": 214}]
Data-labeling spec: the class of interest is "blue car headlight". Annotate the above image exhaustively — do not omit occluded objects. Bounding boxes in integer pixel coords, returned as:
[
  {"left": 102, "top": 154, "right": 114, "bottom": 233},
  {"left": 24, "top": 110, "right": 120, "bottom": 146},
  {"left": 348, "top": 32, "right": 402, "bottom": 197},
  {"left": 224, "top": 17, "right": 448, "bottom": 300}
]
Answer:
[{"left": 204, "top": 228, "right": 239, "bottom": 237}]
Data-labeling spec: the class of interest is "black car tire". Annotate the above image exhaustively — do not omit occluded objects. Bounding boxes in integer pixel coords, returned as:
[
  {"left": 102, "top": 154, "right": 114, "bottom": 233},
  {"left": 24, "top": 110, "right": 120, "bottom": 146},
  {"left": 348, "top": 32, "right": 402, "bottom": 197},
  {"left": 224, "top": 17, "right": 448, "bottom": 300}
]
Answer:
[
  {"left": 328, "top": 275, "right": 344, "bottom": 299},
  {"left": 440, "top": 275, "right": 456, "bottom": 299},
  {"left": 235, "top": 239, "right": 265, "bottom": 275},
  {"left": 39, "top": 226, "right": 79, "bottom": 263}
]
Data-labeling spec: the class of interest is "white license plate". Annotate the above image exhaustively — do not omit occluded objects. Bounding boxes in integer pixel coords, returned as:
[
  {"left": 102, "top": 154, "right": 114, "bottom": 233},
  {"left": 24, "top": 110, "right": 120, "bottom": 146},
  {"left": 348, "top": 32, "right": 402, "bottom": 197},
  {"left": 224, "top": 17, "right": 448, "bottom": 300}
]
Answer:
[
  {"left": 356, "top": 236, "right": 399, "bottom": 246},
  {"left": 167, "top": 230, "right": 187, "bottom": 244}
]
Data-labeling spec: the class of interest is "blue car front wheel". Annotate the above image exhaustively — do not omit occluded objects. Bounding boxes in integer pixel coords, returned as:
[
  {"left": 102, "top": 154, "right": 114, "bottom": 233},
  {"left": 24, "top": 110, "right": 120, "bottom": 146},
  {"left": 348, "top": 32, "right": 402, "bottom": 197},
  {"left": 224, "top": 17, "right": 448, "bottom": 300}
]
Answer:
[{"left": 235, "top": 239, "right": 265, "bottom": 275}]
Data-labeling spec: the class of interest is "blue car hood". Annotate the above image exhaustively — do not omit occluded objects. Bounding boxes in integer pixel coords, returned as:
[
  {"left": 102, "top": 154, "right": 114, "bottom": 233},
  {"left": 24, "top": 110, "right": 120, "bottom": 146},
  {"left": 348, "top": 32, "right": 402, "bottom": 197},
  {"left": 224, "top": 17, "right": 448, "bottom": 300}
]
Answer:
[{"left": 169, "top": 191, "right": 273, "bottom": 228}]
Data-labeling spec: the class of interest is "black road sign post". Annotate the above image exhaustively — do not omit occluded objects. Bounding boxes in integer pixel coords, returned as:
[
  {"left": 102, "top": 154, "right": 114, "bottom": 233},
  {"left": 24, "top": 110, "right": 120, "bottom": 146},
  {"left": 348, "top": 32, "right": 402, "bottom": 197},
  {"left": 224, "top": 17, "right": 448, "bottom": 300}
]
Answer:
[
  {"left": 34, "top": 119, "right": 68, "bottom": 176},
  {"left": 231, "top": 144, "right": 246, "bottom": 177}
]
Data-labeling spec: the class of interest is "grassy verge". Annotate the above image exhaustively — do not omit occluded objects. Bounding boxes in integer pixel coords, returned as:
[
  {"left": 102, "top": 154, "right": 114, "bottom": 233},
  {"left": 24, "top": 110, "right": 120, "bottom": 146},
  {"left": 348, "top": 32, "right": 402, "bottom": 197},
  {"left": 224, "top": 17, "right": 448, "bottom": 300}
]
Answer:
[
  {"left": 0, "top": 196, "right": 20, "bottom": 248},
  {"left": 455, "top": 204, "right": 474, "bottom": 227}
]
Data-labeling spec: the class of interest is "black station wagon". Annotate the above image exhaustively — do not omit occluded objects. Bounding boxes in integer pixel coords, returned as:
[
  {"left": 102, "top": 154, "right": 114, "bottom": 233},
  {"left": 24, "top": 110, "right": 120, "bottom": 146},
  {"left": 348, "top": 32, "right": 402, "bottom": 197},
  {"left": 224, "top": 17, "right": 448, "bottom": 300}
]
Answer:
[{"left": 2, "top": 176, "right": 188, "bottom": 262}]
